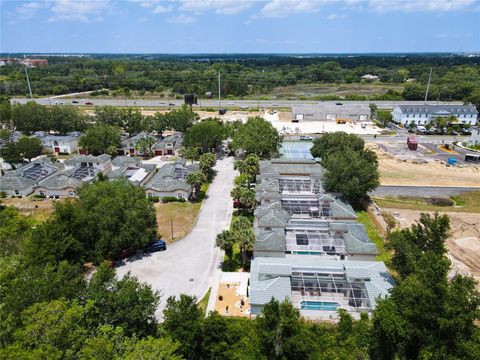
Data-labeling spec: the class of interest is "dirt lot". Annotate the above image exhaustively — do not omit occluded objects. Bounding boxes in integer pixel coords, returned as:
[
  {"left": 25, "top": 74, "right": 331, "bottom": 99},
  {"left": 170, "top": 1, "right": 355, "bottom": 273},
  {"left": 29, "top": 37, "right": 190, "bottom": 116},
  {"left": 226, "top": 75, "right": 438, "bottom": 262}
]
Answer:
[
  {"left": 383, "top": 209, "right": 480, "bottom": 288},
  {"left": 369, "top": 144, "right": 480, "bottom": 187},
  {"left": 2, "top": 196, "right": 56, "bottom": 222},
  {"left": 267, "top": 83, "right": 404, "bottom": 98},
  {"left": 154, "top": 201, "right": 201, "bottom": 243}
]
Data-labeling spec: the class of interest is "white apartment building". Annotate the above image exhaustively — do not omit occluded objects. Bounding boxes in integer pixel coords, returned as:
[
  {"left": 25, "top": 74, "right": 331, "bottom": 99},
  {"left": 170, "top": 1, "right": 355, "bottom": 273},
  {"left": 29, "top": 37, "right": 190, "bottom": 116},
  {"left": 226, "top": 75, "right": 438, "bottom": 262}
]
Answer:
[{"left": 392, "top": 105, "right": 478, "bottom": 127}]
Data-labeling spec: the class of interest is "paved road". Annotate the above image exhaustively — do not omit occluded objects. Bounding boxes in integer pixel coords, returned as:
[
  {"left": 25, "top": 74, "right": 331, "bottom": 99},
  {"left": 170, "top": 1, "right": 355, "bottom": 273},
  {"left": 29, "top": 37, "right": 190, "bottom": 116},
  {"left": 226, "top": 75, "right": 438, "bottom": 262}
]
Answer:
[
  {"left": 116, "top": 157, "right": 236, "bottom": 318},
  {"left": 10, "top": 97, "right": 462, "bottom": 110},
  {"left": 372, "top": 185, "right": 480, "bottom": 198}
]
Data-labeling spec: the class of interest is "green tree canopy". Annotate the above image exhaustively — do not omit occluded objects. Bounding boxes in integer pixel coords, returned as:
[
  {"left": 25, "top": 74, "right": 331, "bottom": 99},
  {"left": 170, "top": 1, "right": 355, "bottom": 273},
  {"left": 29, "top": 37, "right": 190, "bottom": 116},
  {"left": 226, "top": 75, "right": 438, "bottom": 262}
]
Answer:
[
  {"left": 78, "top": 124, "right": 121, "bottom": 156},
  {"left": 232, "top": 117, "right": 281, "bottom": 159},
  {"left": 183, "top": 119, "right": 226, "bottom": 153},
  {"left": 16, "top": 136, "right": 43, "bottom": 162},
  {"left": 310, "top": 131, "right": 365, "bottom": 160}
]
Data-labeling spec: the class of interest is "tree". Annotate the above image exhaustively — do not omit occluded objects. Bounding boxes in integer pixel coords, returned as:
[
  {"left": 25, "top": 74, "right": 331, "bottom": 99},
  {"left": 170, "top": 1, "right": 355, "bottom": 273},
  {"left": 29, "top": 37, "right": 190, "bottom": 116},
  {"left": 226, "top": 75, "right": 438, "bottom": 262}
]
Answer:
[
  {"left": 123, "top": 337, "right": 183, "bottom": 360},
  {"left": 371, "top": 213, "right": 480, "bottom": 359},
  {"left": 121, "top": 108, "right": 144, "bottom": 137},
  {"left": 85, "top": 263, "right": 160, "bottom": 337},
  {"left": 79, "top": 325, "right": 127, "bottom": 360},
  {"left": 16, "top": 136, "right": 43, "bottom": 162},
  {"left": 377, "top": 111, "right": 392, "bottom": 127},
  {"left": 183, "top": 119, "right": 226, "bottom": 154},
  {"left": 94, "top": 106, "right": 123, "bottom": 127},
  {"left": 381, "top": 211, "right": 398, "bottom": 235},
  {"left": 310, "top": 132, "right": 365, "bottom": 161},
  {"left": 232, "top": 117, "right": 281, "bottom": 159},
  {"left": 235, "top": 153, "right": 259, "bottom": 182},
  {"left": 185, "top": 171, "right": 206, "bottom": 200},
  {"left": 232, "top": 216, "right": 255, "bottom": 264},
  {"left": 199, "top": 152, "right": 216, "bottom": 180},
  {"left": 0, "top": 206, "right": 33, "bottom": 257},
  {"left": 322, "top": 148, "right": 379, "bottom": 207},
  {"left": 166, "top": 105, "right": 199, "bottom": 133},
  {"left": 163, "top": 294, "right": 203, "bottom": 359},
  {"left": 180, "top": 147, "right": 199, "bottom": 164},
  {"left": 389, "top": 212, "right": 450, "bottom": 279},
  {"left": 135, "top": 135, "right": 156, "bottom": 158},
  {"left": 48, "top": 106, "right": 86, "bottom": 134},
  {"left": 71, "top": 180, "right": 157, "bottom": 262},
  {"left": 78, "top": 124, "right": 121, "bottom": 156},
  {"left": 256, "top": 299, "right": 303, "bottom": 360},
  {"left": 11, "top": 102, "right": 49, "bottom": 133},
  {"left": 215, "top": 230, "right": 236, "bottom": 265},
  {"left": 0, "top": 142, "right": 21, "bottom": 169}
]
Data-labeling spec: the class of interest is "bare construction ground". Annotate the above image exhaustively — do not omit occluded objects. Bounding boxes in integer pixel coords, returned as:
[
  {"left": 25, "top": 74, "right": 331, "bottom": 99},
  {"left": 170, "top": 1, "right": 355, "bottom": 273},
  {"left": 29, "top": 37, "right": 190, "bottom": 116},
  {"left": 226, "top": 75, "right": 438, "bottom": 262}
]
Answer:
[
  {"left": 369, "top": 144, "right": 480, "bottom": 187},
  {"left": 383, "top": 209, "right": 480, "bottom": 289}
]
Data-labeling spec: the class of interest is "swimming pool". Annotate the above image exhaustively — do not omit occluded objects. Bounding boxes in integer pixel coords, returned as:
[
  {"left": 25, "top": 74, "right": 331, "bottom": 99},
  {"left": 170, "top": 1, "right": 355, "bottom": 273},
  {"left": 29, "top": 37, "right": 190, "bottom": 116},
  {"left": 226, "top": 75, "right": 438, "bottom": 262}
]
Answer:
[{"left": 300, "top": 301, "right": 340, "bottom": 311}]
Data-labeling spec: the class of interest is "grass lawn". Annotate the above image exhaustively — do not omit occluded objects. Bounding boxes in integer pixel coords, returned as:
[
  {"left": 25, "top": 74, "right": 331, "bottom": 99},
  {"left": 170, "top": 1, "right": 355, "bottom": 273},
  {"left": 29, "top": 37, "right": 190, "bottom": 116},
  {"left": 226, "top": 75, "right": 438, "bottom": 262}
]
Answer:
[
  {"left": 197, "top": 287, "right": 211, "bottom": 315},
  {"left": 2, "top": 196, "right": 56, "bottom": 223},
  {"left": 356, "top": 211, "right": 392, "bottom": 265},
  {"left": 372, "top": 191, "right": 480, "bottom": 214},
  {"left": 155, "top": 201, "right": 201, "bottom": 242}
]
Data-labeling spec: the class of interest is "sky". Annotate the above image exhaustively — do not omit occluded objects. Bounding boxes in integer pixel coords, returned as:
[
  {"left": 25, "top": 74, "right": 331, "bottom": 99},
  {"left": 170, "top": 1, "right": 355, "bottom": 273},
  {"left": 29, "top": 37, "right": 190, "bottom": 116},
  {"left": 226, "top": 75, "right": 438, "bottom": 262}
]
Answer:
[{"left": 1, "top": 0, "right": 479, "bottom": 54}]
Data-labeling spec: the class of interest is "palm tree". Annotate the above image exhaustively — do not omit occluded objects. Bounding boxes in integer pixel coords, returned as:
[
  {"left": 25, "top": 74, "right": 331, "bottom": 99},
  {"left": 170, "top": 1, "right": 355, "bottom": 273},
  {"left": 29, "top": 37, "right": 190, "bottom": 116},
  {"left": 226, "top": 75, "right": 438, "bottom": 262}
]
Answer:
[
  {"left": 185, "top": 171, "right": 206, "bottom": 199},
  {"left": 135, "top": 136, "right": 156, "bottom": 158},
  {"left": 215, "top": 230, "right": 236, "bottom": 267},
  {"left": 232, "top": 216, "right": 255, "bottom": 264}
]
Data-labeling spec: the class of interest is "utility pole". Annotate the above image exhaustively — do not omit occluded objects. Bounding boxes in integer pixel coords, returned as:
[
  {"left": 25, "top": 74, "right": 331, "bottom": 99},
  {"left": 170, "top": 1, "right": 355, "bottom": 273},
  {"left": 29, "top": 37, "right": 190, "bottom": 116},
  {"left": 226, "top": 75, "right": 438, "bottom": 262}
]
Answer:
[
  {"left": 424, "top": 67, "right": 432, "bottom": 104},
  {"left": 218, "top": 70, "right": 221, "bottom": 111},
  {"left": 24, "top": 66, "right": 33, "bottom": 100},
  {"left": 170, "top": 219, "right": 174, "bottom": 241}
]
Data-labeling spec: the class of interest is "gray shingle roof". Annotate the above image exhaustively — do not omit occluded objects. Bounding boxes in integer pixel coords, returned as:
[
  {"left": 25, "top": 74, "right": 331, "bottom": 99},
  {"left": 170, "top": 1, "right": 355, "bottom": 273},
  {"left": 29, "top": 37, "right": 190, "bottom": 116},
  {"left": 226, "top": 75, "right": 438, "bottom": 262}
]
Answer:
[
  {"left": 154, "top": 133, "right": 183, "bottom": 150},
  {"left": 35, "top": 172, "right": 83, "bottom": 190},
  {"left": 254, "top": 228, "right": 286, "bottom": 253},
  {"left": 111, "top": 156, "right": 141, "bottom": 167},
  {"left": 0, "top": 175, "right": 34, "bottom": 190},
  {"left": 250, "top": 256, "right": 394, "bottom": 308},
  {"left": 396, "top": 104, "right": 478, "bottom": 116},
  {"left": 256, "top": 208, "right": 291, "bottom": 228},
  {"left": 64, "top": 154, "right": 111, "bottom": 165},
  {"left": 145, "top": 179, "right": 191, "bottom": 192}
]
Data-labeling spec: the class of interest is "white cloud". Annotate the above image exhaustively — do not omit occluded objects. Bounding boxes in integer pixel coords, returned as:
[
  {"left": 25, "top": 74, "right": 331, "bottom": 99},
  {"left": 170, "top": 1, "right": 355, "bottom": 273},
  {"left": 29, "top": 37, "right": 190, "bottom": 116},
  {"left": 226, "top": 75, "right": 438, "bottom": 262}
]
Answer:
[
  {"left": 137, "top": 16, "right": 148, "bottom": 23},
  {"left": 368, "top": 0, "right": 476, "bottom": 13},
  {"left": 260, "top": 0, "right": 321, "bottom": 18},
  {"left": 130, "top": 0, "right": 173, "bottom": 14},
  {"left": 48, "top": 0, "right": 112, "bottom": 22},
  {"left": 167, "top": 14, "right": 196, "bottom": 23},
  {"left": 327, "top": 13, "right": 347, "bottom": 20},
  {"left": 179, "top": 0, "right": 255, "bottom": 15},
  {"left": 16, "top": 1, "right": 44, "bottom": 19}
]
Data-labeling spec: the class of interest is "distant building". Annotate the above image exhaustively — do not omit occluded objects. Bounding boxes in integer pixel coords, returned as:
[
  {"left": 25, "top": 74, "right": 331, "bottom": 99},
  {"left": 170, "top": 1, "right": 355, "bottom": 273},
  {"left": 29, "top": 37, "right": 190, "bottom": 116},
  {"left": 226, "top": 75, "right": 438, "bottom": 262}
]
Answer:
[
  {"left": 469, "top": 127, "right": 480, "bottom": 146},
  {"left": 22, "top": 59, "right": 48, "bottom": 67},
  {"left": 249, "top": 256, "right": 394, "bottom": 318},
  {"left": 108, "top": 156, "right": 156, "bottom": 186},
  {"left": 0, "top": 159, "right": 62, "bottom": 197},
  {"left": 360, "top": 74, "right": 379, "bottom": 81},
  {"left": 34, "top": 154, "right": 112, "bottom": 198},
  {"left": 143, "top": 158, "right": 198, "bottom": 200},
  {"left": 292, "top": 104, "right": 370, "bottom": 122},
  {"left": 153, "top": 133, "right": 183, "bottom": 156},
  {"left": 117, "top": 132, "right": 152, "bottom": 156},
  {"left": 34, "top": 131, "right": 83, "bottom": 154},
  {"left": 392, "top": 104, "right": 478, "bottom": 126}
]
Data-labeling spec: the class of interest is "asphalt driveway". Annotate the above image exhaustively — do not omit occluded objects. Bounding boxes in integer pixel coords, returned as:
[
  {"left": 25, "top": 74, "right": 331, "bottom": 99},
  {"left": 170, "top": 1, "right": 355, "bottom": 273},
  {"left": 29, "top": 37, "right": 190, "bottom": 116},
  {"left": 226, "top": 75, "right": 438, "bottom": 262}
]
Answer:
[{"left": 116, "top": 156, "right": 236, "bottom": 318}]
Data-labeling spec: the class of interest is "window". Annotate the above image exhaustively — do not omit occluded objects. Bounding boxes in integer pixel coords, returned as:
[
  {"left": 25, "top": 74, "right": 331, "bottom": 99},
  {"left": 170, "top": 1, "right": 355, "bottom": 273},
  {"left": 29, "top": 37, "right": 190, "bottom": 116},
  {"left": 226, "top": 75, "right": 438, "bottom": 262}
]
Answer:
[
  {"left": 177, "top": 193, "right": 184, "bottom": 199},
  {"left": 296, "top": 233, "right": 308, "bottom": 245},
  {"left": 68, "top": 191, "right": 75, "bottom": 197},
  {"left": 147, "top": 193, "right": 153, "bottom": 197},
  {"left": 14, "top": 190, "right": 19, "bottom": 195}
]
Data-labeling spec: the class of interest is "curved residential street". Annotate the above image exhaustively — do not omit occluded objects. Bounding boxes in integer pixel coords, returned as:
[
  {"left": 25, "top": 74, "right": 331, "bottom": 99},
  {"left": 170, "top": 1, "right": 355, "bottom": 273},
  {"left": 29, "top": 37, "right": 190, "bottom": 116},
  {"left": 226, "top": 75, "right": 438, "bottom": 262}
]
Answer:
[{"left": 116, "top": 157, "right": 236, "bottom": 318}]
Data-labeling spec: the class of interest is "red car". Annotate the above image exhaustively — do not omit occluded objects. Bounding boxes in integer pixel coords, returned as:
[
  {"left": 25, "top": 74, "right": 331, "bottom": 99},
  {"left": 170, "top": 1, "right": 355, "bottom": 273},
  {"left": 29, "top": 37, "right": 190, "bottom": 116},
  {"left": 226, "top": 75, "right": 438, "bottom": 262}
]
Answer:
[{"left": 85, "top": 101, "right": 94, "bottom": 105}]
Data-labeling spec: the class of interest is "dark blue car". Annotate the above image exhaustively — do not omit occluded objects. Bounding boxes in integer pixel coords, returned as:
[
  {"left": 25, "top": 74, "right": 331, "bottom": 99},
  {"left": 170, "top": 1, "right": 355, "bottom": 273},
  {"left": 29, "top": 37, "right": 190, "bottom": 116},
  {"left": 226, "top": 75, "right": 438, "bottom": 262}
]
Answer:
[{"left": 144, "top": 240, "right": 167, "bottom": 253}]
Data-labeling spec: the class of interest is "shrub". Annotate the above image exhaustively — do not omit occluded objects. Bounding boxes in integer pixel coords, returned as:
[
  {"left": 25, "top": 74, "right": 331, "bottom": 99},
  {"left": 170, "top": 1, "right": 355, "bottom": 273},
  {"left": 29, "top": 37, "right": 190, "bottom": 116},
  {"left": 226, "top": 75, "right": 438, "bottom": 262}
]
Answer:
[
  {"left": 148, "top": 196, "right": 160, "bottom": 203},
  {"left": 33, "top": 194, "right": 46, "bottom": 199},
  {"left": 0, "top": 191, "right": 6, "bottom": 198},
  {"left": 161, "top": 196, "right": 186, "bottom": 203},
  {"left": 218, "top": 295, "right": 223, "bottom": 301}
]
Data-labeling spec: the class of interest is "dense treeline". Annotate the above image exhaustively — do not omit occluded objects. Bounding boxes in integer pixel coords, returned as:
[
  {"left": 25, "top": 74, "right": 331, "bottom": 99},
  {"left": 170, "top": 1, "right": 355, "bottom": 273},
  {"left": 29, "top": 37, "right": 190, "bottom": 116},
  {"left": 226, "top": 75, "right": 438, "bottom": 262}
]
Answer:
[
  {"left": 2, "top": 198, "right": 479, "bottom": 358},
  {"left": 1, "top": 55, "right": 479, "bottom": 105},
  {"left": 1, "top": 176, "right": 479, "bottom": 359}
]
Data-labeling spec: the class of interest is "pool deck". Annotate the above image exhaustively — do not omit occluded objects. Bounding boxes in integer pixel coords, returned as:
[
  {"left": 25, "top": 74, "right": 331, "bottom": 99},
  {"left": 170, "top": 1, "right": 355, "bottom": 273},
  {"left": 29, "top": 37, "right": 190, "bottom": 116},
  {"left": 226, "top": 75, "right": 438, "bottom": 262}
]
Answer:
[{"left": 291, "top": 293, "right": 369, "bottom": 320}]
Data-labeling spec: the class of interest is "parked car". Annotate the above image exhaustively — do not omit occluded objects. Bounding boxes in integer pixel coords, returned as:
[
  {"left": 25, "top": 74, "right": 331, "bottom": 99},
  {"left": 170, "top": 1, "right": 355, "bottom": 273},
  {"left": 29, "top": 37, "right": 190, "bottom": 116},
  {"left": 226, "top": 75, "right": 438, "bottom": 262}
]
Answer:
[
  {"left": 336, "top": 102, "right": 343, "bottom": 105},
  {"left": 169, "top": 103, "right": 175, "bottom": 106},
  {"left": 72, "top": 100, "right": 79, "bottom": 104},
  {"left": 144, "top": 240, "right": 167, "bottom": 253},
  {"left": 272, "top": 103, "right": 279, "bottom": 107},
  {"left": 85, "top": 101, "right": 94, "bottom": 105}
]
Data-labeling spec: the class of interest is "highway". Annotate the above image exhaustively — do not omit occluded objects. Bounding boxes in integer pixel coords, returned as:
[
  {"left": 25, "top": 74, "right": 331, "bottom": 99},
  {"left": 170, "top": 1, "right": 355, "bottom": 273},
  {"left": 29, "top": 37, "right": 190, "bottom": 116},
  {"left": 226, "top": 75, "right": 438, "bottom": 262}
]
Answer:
[{"left": 10, "top": 97, "right": 463, "bottom": 109}]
